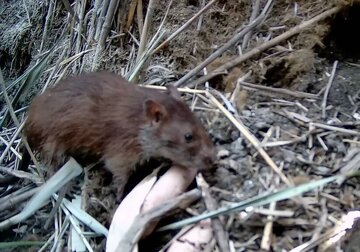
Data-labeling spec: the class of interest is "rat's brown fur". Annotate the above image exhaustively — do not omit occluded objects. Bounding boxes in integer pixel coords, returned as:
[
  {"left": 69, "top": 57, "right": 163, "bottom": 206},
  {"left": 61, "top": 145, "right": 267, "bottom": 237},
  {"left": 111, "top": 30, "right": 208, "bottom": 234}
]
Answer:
[{"left": 24, "top": 71, "right": 215, "bottom": 199}]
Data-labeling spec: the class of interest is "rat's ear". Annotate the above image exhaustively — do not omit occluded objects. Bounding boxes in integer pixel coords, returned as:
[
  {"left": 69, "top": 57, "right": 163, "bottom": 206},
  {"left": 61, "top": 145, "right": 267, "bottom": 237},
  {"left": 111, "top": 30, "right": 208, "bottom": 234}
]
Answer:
[
  {"left": 166, "top": 85, "right": 182, "bottom": 101},
  {"left": 144, "top": 99, "right": 166, "bottom": 124}
]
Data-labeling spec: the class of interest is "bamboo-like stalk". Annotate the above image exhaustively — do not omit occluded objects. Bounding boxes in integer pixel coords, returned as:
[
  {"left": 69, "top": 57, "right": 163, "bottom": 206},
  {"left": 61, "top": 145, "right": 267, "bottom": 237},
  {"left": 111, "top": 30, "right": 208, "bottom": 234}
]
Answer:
[
  {"left": 92, "top": 0, "right": 120, "bottom": 70},
  {"left": 136, "top": 0, "right": 157, "bottom": 64},
  {"left": 126, "top": 0, "right": 138, "bottom": 31},
  {"left": 95, "top": 0, "right": 110, "bottom": 41},
  {"left": 136, "top": 0, "right": 144, "bottom": 36},
  {"left": 73, "top": 0, "right": 87, "bottom": 72},
  {"left": 88, "top": 0, "right": 101, "bottom": 43}
]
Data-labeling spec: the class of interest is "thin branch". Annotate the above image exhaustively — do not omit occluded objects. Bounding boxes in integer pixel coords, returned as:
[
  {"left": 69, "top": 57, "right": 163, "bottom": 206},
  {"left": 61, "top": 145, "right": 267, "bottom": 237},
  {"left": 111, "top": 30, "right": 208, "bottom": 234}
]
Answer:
[
  {"left": 239, "top": 80, "right": 319, "bottom": 99},
  {"left": 321, "top": 60, "right": 338, "bottom": 119},
  {"left": 311, "top": 122, "right": 360, "bottom": 135}
]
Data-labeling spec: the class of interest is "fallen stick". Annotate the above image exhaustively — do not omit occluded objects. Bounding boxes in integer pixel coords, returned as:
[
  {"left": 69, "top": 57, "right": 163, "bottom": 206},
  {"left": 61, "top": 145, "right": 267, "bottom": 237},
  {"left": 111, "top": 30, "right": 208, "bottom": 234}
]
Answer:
[
  {"left": 239, "top": 81, "right": 319, "bottom": 99},
  {"left": 321, "top": 60, "right": 338, "bottom": 118}
]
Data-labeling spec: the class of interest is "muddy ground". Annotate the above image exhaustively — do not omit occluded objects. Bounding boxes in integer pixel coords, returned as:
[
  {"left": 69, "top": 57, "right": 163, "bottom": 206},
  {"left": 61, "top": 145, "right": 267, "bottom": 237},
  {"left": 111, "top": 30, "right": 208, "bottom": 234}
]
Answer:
[{"left": 1, "top": 0, "right": 360, "bottom": 251}]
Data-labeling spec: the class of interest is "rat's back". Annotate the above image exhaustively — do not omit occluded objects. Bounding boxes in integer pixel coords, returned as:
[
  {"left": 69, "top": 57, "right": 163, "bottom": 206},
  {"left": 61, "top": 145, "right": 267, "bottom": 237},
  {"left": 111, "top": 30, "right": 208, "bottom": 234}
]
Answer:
[{"left": 24, "top": 72, "right": 143, "bottom": 167}]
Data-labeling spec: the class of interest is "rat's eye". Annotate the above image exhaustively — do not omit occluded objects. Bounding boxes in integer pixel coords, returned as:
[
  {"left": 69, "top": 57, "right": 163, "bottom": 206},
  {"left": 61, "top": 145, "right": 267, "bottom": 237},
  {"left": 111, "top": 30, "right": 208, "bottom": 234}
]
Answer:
[{"left": 184, "top": 133, "right": 193, "bottom": 143}]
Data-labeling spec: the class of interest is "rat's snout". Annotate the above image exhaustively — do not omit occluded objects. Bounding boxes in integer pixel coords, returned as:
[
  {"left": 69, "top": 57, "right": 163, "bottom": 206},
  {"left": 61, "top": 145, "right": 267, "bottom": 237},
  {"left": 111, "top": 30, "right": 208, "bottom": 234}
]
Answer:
[
  {"left": 199, "top": 145, "right": 216, "bottom": 169},
  {"left": 197, "top": 154, "right": 215, "bottom": 171},
  {"left": 203, "top": 155, "right": 215, "bottom": 166}
]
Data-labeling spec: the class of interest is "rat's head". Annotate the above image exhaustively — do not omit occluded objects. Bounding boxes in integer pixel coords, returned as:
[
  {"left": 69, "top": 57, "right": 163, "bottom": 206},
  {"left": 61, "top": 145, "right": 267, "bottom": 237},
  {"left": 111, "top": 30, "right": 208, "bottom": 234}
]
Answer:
[{"left": 139, "top": 86, "right": 215, "bottom": 171}]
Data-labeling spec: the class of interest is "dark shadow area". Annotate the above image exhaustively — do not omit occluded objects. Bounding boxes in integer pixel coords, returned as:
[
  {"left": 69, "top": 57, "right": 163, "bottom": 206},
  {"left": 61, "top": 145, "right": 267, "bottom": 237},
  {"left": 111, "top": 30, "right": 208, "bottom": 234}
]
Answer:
[{"left": 318, "top": 4, "right": 360, "bottom": 61}]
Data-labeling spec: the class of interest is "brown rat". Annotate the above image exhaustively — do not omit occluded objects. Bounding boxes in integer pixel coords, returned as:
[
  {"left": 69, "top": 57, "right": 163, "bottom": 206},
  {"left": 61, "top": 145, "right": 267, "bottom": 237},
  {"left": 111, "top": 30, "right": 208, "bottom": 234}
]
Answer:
[{"left": 24, "top": 71, "right": 215, "bottom": 199}]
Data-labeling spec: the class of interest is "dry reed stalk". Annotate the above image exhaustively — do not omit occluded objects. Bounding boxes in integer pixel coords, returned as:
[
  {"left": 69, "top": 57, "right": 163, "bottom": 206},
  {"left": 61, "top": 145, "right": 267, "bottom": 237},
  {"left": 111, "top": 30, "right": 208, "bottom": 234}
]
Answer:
[
  {"left": 260, "top": 200, "right": 277, "bottom": 250},
  {"left": 42, "top": 51, "right": 68, "bottom": 91},
  {"left": 0, "top": 187, "right": 40, "bottom": 212},
  {"left": 198, "top": 174, "right": 230, "bottom": 252},
  {"left": 0, "top": 70, "right": 19, "bottom": 126},
  {"left": 73, "top": 0, "right": 87, "bottom": 72},
  {"left": 95, "top": 0, "right": 110, "bottom": 41},
  {"left": 88, "top": 0, "right": 101, "bottom": 44},
  {"left": 135, "top": 0, "right": 157, "bottom": 65},
  {"left": 48, "top": 217, "right": 69, "bottom": 251},
  {"left": 68, "top": 12, "right": 77, "bottom": 57},
  {"left": 126, "top": 0, "right": 138, "bottom": 32},
  {"left": 136, "top": 0, "right": 144, "bottom": 36},
  {"left": 239, "top": 81, "right": 319, "bottom": 99},
  {"left": 310, "top": 122, "right": 360, "bottom": 135},
  {"left": 92, "top": 0, "right": 120, "bottom": 70},
  {"left": 0, "top": 135, "right": 21, "bottom": 159},
  {"left": 0, "top": 185, "right": 33, "bottom": 205},
  {"left": 321, "top": 60, "right": 338, "bottom": 118},
  {"left": 61, "top": 205, "right": 93, "bottom": 251},
  {"left": 76, "top": 1, "right": 87, "bottom": 51},
  {"left": 127, "top": 0, "right": 172, "bottom": 81},
  {"left": 44, "top": 49, "right": 93, "bottom": 75}
]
